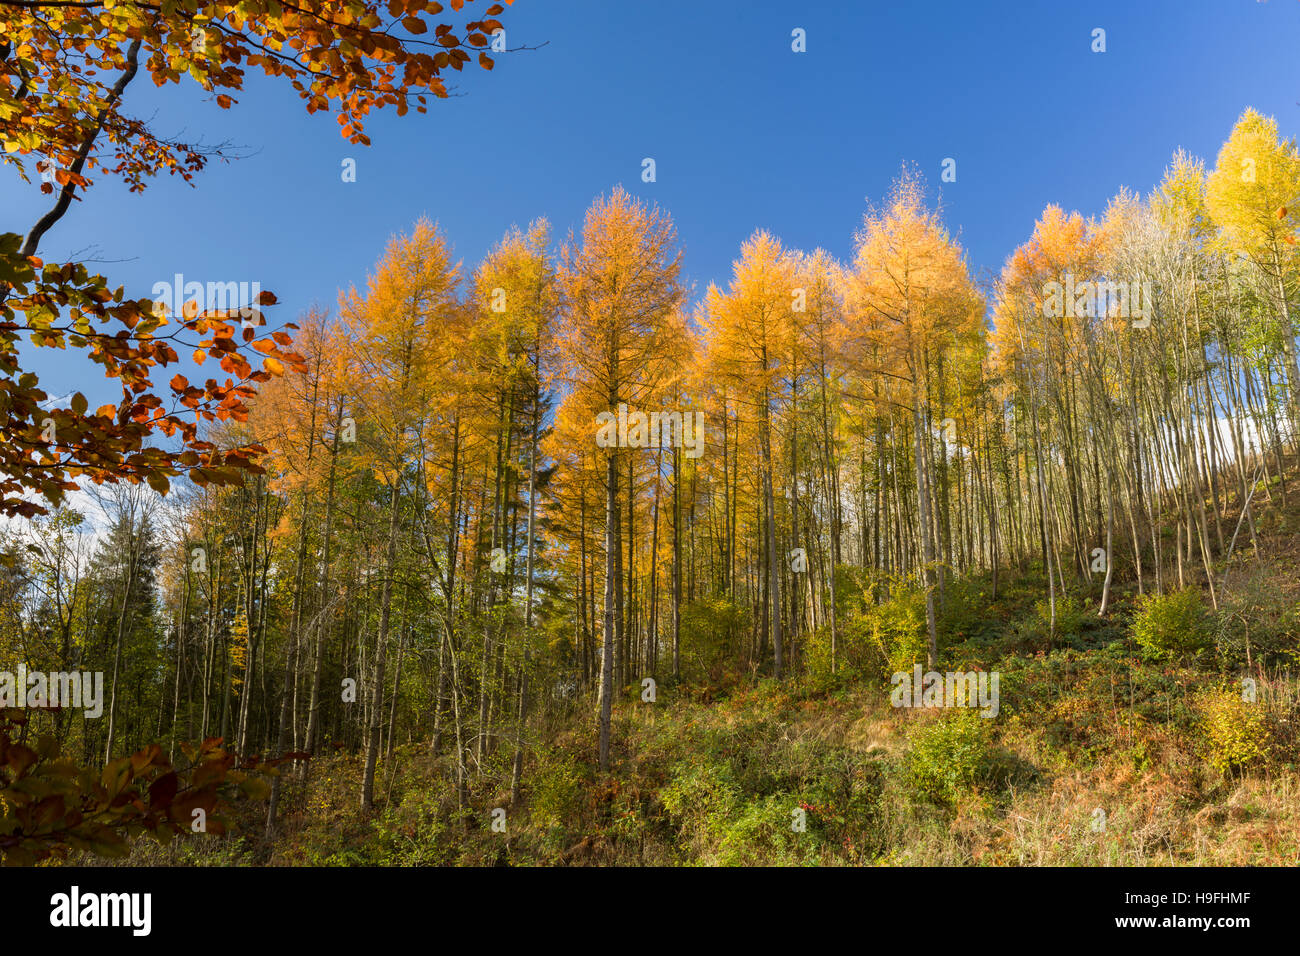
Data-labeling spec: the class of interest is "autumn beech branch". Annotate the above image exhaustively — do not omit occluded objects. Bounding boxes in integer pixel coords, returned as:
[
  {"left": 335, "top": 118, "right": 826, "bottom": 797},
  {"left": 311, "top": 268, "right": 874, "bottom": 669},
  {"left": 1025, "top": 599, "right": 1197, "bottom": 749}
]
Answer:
[
  {"left": 0, "top": 3, "right": 513, "bottom": 522},
  {"left": 0, "top": 1, "right": 102, "bottom": 8},
  {"left": 22, "top": 37, "right": 140, "bottom": 257}
]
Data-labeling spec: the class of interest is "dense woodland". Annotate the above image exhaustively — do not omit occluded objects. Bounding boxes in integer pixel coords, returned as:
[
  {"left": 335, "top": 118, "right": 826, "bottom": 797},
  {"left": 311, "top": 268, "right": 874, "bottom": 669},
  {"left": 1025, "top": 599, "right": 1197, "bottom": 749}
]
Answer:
[
  {"left": 2, "top": 0, "right": 1299, "bottom": 866},
  {"left": 4, "top": 107, "right": 1300, "bottom": 865}
]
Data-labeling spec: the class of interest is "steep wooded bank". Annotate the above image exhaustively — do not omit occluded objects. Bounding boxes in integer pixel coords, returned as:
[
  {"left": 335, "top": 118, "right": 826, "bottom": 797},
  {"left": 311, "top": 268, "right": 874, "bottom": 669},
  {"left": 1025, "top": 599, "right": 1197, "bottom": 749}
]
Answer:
[{"left": 4, "top": 108, "right": 1300, "bottom": 864}]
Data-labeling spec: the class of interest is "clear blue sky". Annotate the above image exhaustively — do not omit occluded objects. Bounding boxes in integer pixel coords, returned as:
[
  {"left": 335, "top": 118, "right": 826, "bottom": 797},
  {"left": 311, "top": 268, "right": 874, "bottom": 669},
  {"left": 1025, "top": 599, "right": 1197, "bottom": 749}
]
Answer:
[{"left": 5, "top": 0, "right": 1300, "bottom": 410}]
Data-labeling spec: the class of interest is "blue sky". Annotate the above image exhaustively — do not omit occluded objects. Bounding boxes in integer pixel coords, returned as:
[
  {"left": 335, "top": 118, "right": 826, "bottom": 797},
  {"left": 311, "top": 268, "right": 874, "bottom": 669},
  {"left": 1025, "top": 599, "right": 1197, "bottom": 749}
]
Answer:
[{"left": 5, "top": 0, "right": 1300, "bottom": 411}]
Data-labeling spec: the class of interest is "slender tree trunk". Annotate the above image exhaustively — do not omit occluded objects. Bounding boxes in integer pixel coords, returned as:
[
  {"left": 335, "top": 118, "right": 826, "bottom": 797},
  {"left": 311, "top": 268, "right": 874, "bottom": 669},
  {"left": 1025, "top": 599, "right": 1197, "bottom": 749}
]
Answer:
[
  {"left": 598, "top": 446, "right": 618, "bottom": 772},
  {"left": 361, "top": 475, "right": 402, "bottom": 811}
]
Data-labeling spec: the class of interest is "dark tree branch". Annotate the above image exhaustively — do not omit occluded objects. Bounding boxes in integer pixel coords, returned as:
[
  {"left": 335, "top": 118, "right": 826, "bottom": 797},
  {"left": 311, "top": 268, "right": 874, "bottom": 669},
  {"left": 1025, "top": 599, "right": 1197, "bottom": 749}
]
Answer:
[{"left": 21, "top": 37, "right": 141, "bottom": 257}]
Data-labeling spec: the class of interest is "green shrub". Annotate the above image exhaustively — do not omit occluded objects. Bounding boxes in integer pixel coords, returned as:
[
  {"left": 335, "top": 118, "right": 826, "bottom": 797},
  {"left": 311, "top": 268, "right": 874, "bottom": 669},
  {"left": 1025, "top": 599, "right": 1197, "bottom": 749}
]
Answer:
[
  {"left": 372, "top": 787, "right": 453, "bottom": 866},
  {"left": 713, "top": 793, "right": 810, "bottom": 866},
  {"left": 1035, "top": 594, "right": 1087, "bottom": 640},
  {"left": 807, "top": 572, "right": 929, "bottom": 683},
  {"left": 529, "top": 749, "right": 586, "bottom": 830},
  {"left": 1197, "top": 688, "right": 1273, "bottom": 777},
  {"left": 1213, "top": 568, "right": 1300, "bottom": 669},
  {"left": 870, "top": 580, "right": 929, "bottom": 677},
  {"left": 904, "top": 708, "right": 993, "bottom": 806},
  {"left": 805, "top": 567, "right": 879, "bottom": 683},
  {"left": 660, "top": 761, "right": 739, "bottom": 852},
  {"left": 1131, "top": 587, "right": 1210, "bottom": 659},
  {"left": 802, "top": 621, "right": 845, "bottom": 687},
  {"left": 835, "top": 573, "right": 926, "bottom": 675},
  {"left": 679, "top": 597, "right": 750, "bottom": 681}
]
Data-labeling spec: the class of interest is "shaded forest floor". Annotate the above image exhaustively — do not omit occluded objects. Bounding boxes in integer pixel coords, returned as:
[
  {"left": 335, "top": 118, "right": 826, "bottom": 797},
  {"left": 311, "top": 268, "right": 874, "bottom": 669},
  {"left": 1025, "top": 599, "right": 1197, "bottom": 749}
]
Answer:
[
  {"left": 81, "top": 477, "right": 1300, "bottom": 867},
  {"left": 102, "top": 650, "right": 1300, "bottom": 866}
]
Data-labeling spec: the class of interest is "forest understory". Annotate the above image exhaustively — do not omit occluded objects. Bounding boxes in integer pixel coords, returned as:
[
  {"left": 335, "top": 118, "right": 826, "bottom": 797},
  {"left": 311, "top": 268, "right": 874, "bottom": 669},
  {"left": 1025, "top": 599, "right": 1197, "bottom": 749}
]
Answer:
[
  {"left": 69, "top": 461, "right": 1300, "bottom": 868},
  {"left": 6, "top": 97, "right": 1300, "bottom": 870}
]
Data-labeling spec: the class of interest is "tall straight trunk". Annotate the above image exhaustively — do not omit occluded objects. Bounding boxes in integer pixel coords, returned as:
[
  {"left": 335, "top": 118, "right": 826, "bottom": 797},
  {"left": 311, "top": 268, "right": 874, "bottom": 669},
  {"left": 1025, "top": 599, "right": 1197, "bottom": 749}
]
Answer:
[
  {"left": 579, "top": 490, "right": 591, "bottom": 689},
  {"left": 1028, "top": 367, "right": 1056, "bottom": 631},
  {"left": 1270, "top": 245, "right": 1299, "bottom": 442},
  {"left": 168, "top": 575, "right": 188, "bottom": 761},
  {"left": 385, "top": 622, "right": 407, "bottom": 761},
  {"left": 911, "top": 374, "right": 939, "bottom": 667},
  {"left": 615, "top": 457, "right": 628, "bottom": 689},
  {"left": 511, "top": 370, "right": 542, "bottom": 804},
  {"left": 304, "top": 405, "right": 342, "bottom": 759},
  {"left": 760, "top": 383, "right": 784, "bottom": 678},
  {"left": 623, "top": 455, "right": 634, "bottom": 683},
  {"left": 432, "top": 414, "right": 462, "bottom": 756},
  {"left": 818, "top": 370, "right": 840, "bottom": 671},
  {"left": 478, "top": 399, "right": 512, "bottom": 765},
  {"left": 1099, "top": 462, "right": 1115, "bottom": 616},
  {"left": 646, "top": 453, "right": 662, "bottom": 676},
  {"left": 267, "top": 478, "right": 313, "bottom": 832},
  {"left": 789, "top": 380, "right": 803, "bottom": 640},
  {"left": 598, "top": 446, "right": 618, "bottom": 772},
  {"left": 200, "top": 550, "right": 218, "bottom": 740},
  {"left": 104, "top": 516, "right": 141, "bottom": 762},
  {"left": 236, "top": 487, "right": 263, "bottom": 755},
  {"left": 729, "top": 411, "right": 740, "bottom": 597},
  {"left": 361, "top": 476, "right": 402, "bottom": 811},
  {"left": 672, "top": 444, "right": 682, "bottom": 681},
  {"left": 721, "top": 396, "right": 731, "bottom": 597}
]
